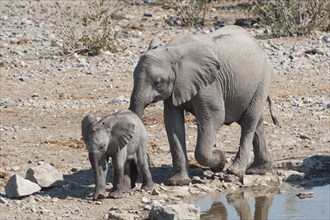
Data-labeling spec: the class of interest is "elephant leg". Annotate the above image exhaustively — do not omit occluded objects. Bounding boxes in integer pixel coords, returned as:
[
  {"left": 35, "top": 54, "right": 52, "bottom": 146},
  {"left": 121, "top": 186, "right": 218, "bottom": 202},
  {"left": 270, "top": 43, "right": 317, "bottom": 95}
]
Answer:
[
  {"left": 227, "top": 95, "right": 266, "bottom": 177},
  {"left": 137, "top": 147, "right": 154, "bottom": 190},
  {"left": 140, "top": 163, "right": 154, "bottom": 190},
  {"left": 122, "top": 160, "right": 133, "bottom": 192},
  {"left": 246, "top": 115, "right": 273, "bottom": 175},
  {"left": 128, "top": 160, "right": 138, "bottom": 189},
  {"left": 194, "top": 115, "right": 226, "bottom": 173},
  {"left": 164, "top": 101, "right": 191, "bottom": 185},
  {"left": 109, "top": 156, "right": 125, "bottom": 199},
  {"left": 89, "top": 153, "right": 108, "bottom": 200},
  {"left": 226, "top": 124, "right": 256, "bottom": 177},
  {"left": 193, "top": 94, "right": 226, "bottom": 174}
]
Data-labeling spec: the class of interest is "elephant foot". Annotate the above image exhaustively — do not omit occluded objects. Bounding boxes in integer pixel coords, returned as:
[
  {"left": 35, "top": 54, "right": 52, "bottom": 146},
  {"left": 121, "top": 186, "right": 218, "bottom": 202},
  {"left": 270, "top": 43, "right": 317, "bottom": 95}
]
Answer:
[
  {"left": 109, "top": 190, "right": 124, "bottom": 199},
  {"left": 141, "top": 181, "right": 154, "bottom": 190},
  {"left": 226, "top": 162, "right": 246, "bottom": 178},
  {"left": 122, "top": 184, "right": 131, "bottom": 193},
  {"left": 246, "top": 162, "right": 273, "bottom": 175},
  {"left": 210, "top": 149, "right": 226, "bottom": 173},
  {"left": 167, "top": 173, "right": 191, "bottom": 186},
  {"left": 93, "top": 192, "right": 107, "bottom": 200}
]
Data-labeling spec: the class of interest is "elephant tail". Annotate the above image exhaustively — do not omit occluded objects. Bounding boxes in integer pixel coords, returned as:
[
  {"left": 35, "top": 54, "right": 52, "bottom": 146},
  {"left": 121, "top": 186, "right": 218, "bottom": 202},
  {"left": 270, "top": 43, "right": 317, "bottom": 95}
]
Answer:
[{"left": 267, "top": 96, "right": 280, "bottom": 126}]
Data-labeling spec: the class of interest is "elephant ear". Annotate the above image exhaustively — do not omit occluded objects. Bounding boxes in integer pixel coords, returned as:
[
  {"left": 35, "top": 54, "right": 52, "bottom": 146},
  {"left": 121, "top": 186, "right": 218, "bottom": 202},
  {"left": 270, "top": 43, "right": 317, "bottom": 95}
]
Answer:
[
  {"left": 147, "top": 36, "right": 163, "bottom": 50},
  {"left": 172, "top": 43, "right": 220, "bottom": 106},
  {"left": 109, "top": 119, "right": 135, "bottom": 152},
  {"left": 81, "top": 114, "right": 97, "bottom": 142}
]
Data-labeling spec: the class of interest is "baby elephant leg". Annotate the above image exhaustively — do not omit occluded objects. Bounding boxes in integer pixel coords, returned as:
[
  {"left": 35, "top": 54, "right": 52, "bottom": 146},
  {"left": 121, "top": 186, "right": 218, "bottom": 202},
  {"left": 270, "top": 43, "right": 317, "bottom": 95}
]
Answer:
[
  {"left": 125, "top": 160, "right": 138, "bottom": 189},
  {"left": 130, "top": 161, "right": 138, "bottom": 189},
  {"left": 137, "top": 150, "right": 154, "bottom": 190},
  {"left": 110, "top": 156, "right": 125, "bottom": 199}
]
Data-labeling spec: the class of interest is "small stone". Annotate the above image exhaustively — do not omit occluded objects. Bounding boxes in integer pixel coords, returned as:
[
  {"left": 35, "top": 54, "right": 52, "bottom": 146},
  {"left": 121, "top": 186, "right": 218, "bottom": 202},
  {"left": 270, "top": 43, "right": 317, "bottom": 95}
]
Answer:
[
  {"left": 95, "top": 201, "right": 102, "bottom": 205},
  {"left": 194, "top": 184, "right": 212, "bottom": 192},
  {"left": 143, "top": 11, "right": 153, "bottom": 17},
  {"left": 71, "top": 167, "right": 79, "bottom": 173},
  {"left": 297, "top": 192, "right": 314, "bottom": 199},
  {"left": 11, "top": 166, "right": 21, "bottom": 172},
  {"left": 151, "top": 189, "right": 160, "bottom": 195},
  {"left": 213, "top": 20, "right": 225, "bottom": 29},
  {"left": 151, "top": 200, "right": 162, "bottom": 207},
  {"left": 0, "top": 197, "right": 8, "bottom": 204},
  {"left": 321, "top": 33, "right": 330, "bottom": 43},
  {"left": 141, "top": 197, "right": 150, "bottom": 204},
  {"left": 108, "top": 96, "right": 129, "bottom": 105},
  {"left": 144, "top": 205, "right": 152, "bottom": 210},
  {"left": 192, "top": 176, "right": 201, "bottom": 182}
]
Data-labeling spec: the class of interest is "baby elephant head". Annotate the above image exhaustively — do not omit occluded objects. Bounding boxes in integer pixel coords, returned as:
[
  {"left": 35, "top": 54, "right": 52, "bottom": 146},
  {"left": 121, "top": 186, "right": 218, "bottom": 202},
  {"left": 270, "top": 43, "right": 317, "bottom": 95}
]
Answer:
[
  {"left": 82, "top": 114, "right": 109, "bottom": 155},
  {"left": 81, "top": 113, "right": 135, "bottom": 200}
]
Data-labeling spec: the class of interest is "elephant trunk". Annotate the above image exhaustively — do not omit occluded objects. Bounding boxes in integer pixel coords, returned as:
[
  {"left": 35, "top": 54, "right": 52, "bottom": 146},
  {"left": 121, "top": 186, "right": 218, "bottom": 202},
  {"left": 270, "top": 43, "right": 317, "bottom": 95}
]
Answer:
[
  {"left": 129, "top": 86, "right": 146, "bottom": 119},
  {"left": 129, "top": 101, "right": 144, "bottom": 119},
  {"left": 195, "top": 144, "right": 226, "bottom": 173},
  {"left": 89, "top": 153, "right": 107, "bottom": 200}
]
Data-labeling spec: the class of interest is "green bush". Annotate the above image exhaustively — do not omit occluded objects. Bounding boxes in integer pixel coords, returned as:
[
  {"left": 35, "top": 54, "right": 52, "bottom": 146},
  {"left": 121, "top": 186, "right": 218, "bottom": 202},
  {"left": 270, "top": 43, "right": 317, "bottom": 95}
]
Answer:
[
  {"left": 54, "top": 0, "right": 126, "bottom": 55},
  {"left": 245, "top": 0, "right": 329, "bottom": 36}
]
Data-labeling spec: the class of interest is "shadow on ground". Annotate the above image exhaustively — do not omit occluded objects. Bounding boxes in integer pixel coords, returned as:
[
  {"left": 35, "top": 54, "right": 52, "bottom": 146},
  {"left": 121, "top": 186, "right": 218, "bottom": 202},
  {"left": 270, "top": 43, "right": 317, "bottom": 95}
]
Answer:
[
  {"left": 39, "top": 165, "right": 175, "bottom": 200},
  {"left": 284, "top": 155, "right": 330, "bottom": 188}
]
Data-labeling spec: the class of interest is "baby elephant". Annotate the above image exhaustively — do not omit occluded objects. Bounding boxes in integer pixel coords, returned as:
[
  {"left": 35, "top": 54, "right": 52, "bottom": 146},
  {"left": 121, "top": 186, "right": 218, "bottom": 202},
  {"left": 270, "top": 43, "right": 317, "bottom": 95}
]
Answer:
[{"left": 81, "top": 110, "right": 154, "bottom": 200}]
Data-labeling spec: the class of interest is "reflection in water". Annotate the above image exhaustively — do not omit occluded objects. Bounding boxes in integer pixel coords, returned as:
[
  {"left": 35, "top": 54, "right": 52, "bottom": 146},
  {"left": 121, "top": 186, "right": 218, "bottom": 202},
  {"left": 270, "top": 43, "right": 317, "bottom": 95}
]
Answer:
[
  {"left": 254, "top": 196, "right": 273, "bottom": 220},
  {"left": 200, "top": 201, "right": 228, "bottom": 220},
  {"left": 198, "top": 188, "right": 279, "bottom": 220},
  {"left": 195, "top": 185, "right": 330, "bottom": 220}
]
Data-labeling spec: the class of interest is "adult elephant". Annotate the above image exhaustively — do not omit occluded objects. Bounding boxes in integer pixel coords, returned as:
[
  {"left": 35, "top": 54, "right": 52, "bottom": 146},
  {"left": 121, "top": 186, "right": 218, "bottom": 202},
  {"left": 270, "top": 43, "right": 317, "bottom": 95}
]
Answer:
[{"left": 129, "top": 25, "right": 277, "bottom": 185}]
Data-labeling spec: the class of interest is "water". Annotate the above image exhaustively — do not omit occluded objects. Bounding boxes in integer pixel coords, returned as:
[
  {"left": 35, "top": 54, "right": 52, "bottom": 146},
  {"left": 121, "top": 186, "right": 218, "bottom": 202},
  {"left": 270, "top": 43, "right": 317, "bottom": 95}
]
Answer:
[{"left": 191, "top": 185, "right": 330, "bottom": 220}]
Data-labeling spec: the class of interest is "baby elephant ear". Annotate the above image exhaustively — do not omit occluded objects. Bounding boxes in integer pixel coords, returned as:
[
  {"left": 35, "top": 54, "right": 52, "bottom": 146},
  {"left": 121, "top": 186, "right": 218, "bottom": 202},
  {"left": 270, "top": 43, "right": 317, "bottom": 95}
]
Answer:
[
  {"left": 148, "top": 36, "right": 163, "bottom": 50},
  {"left": 172, "top": 43, "right": 219, "bottom": 106},
  {"left": 110, "top": 119, "right": 135, "bottom": 151},
  {"left": 81, "top": 114, "right": 97, "bottom": 142}
]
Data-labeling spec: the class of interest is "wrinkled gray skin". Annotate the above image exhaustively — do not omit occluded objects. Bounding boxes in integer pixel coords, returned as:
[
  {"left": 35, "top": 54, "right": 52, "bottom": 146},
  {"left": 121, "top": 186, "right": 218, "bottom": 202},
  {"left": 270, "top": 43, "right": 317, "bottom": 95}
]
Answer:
[
  {"left": 81, "top": 110, "right": 154, "bottom": 200},
  {"left": 129, "top": 25, "right": 274, "bottom": 185}
]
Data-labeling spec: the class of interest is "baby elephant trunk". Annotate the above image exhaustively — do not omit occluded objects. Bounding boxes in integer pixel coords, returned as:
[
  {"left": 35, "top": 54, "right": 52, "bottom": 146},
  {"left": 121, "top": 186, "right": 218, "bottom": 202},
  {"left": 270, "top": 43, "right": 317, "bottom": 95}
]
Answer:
[{"left": 88, "top": 153, "right": 108, "bottom": 200}]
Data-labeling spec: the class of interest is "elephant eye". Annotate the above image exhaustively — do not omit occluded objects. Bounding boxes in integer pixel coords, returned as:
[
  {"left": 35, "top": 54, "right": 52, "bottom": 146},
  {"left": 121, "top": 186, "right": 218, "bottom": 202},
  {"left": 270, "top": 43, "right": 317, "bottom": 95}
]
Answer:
[{"left": 154, "top": 78, "right": 162, "bottom": 87}]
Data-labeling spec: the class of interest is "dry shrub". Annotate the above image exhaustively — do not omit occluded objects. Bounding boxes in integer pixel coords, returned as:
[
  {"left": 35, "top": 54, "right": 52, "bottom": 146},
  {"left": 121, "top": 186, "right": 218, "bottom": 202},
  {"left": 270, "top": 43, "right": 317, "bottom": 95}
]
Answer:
[
  {"left": 54, "top": 0, "right": 127, "bottom": 55},
  {"left": 165, "top": 0, "right": 211, "bottom": 27},
  {"left": 245, "top": 0, "right": 329, "bottom": 36}
]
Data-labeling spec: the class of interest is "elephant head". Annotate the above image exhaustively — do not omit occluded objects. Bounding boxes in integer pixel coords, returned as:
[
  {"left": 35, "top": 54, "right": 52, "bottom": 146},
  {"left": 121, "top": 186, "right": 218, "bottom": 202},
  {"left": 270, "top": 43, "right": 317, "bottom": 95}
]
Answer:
[
  {"left": 129, "top": 42, "right": 220, "bottom": 118},
  {"left": 81, "top": 114, "right": 135, "bottom": 200}
]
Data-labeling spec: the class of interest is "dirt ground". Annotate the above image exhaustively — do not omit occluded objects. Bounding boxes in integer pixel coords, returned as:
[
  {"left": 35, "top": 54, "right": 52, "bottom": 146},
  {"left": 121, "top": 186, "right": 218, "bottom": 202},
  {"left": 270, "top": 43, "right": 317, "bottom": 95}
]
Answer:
[{"left": 0, "top": 1, "right": 329, "bottom": 219}]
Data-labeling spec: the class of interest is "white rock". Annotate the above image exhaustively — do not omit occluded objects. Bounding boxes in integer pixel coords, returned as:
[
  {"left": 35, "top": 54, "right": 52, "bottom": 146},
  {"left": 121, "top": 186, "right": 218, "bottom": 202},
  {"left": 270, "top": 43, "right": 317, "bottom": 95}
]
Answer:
[
  {"left": 141, "top": 196, "right": 150, "bottom": 204},
  {"left": 108, "top": 210, "right": 136, "bottom": 220},
  {"left": 26, "top": 163, "right": 64, "bottom": 188},
  {"left": 242, "top": 175, "right": 282, "bottom": 187},
  {"left": 148, "top": 203, "right": 200, "bottom": 220},
  {"left": 5, "top": 174, "right": 41, "bottom": 198},
  {"left": 0, "top": 197, "right": 8, "bottom": 204}
]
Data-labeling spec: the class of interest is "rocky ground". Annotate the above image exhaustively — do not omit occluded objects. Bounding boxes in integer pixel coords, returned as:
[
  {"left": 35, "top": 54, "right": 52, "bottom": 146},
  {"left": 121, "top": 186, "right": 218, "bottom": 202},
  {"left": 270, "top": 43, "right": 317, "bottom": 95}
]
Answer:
[{"left": 0, "top": 1, "right": 329, "bottom": 219}]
